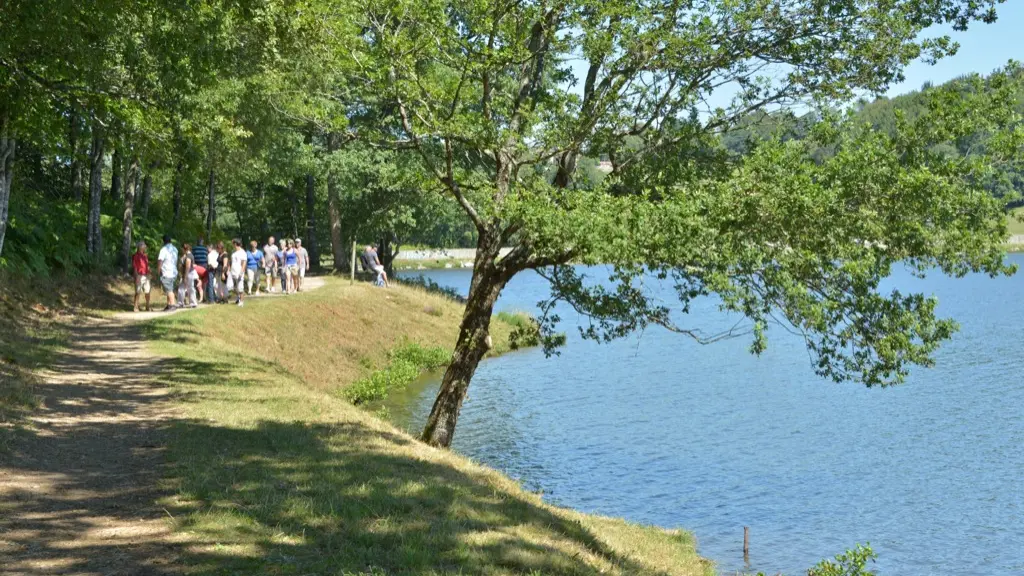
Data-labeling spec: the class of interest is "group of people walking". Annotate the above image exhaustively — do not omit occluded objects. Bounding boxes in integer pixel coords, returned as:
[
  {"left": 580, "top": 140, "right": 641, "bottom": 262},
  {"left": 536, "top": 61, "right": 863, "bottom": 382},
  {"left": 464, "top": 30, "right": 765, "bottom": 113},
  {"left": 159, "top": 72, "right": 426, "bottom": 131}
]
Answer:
[{"left": 132, "top": 234, "right": 311, "bottom": 312}]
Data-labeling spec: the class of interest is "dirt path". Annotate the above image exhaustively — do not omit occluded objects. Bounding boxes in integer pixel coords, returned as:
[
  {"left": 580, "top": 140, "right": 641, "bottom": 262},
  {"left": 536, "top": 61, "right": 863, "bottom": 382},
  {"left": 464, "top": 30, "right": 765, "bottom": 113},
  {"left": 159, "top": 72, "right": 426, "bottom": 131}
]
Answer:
[
  {"left": 0, "top": 319, "right": 181, "bottom": 575},
  {"left": 0, "top": 276, "right": 327, "bottom": 575}
]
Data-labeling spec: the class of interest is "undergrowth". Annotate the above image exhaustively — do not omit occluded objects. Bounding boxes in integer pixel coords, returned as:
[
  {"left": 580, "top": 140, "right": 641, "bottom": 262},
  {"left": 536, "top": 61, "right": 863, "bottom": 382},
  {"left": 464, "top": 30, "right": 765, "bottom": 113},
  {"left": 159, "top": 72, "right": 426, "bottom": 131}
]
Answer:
[{"left": 344, "top": 341, "right": 450, "bottom": 404}]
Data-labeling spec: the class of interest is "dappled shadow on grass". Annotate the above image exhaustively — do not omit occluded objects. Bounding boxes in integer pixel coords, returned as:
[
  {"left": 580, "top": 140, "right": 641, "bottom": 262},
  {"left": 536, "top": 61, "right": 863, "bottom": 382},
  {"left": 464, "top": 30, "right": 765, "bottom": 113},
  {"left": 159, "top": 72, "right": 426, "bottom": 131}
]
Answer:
[
  {"left": 165, "top": 415, "right": 679, "bottom": 576},
  {"left": 0, "top": 320, "right": 191, "bottom": 575}
]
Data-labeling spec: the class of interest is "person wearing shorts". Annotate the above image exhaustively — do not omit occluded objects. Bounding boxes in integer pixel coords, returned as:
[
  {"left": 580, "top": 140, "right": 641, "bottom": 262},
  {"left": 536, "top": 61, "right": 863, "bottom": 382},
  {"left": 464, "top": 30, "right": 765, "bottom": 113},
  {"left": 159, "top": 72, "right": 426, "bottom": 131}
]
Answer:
[
  {"left": 132, "top": 241, "right": 152, "bottom": 312},
  {"left": 246, "top": 240, "right": 263, "bottom": 295},
  {"left": 157, "top": 235, "right": 179, "bottom": 310},
  {"left": 361, "top": 244, "right": 389, "bottom": 287},
  {"left": 285, "top": 239, "right": 299, "bottom": 294},
  {"left": 230, "top": 238, "right": 247, "bottom": 306},
  {"left": 295, "top": 238, "right": 310, "bottom": 292},
  {"left": 263, "top": 236, "right": 279, "bottom": 293},
  {"left": 277, "top": 238, "right": 289, "bottom": 294}
]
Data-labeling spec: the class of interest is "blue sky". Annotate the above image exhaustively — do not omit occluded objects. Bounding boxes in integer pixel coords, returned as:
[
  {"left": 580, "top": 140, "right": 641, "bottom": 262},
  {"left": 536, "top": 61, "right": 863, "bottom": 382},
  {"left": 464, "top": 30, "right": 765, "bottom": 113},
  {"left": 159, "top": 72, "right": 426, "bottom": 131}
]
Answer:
[{"left": 887, "top": 2, "right": 1024, "bottom": 97}]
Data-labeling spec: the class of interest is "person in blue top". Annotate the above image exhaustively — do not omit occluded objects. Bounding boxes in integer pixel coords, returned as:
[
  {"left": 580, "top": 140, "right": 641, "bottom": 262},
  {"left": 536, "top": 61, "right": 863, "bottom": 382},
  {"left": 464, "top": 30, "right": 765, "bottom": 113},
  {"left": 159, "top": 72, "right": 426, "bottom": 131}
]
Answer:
[
  {"left": 245, "top": 240, "right": 264, "bottom": 295},
  {"left": 284, "top": 239, "right": 299, "bottom": 294},
  {"left": 277, "top": 238, "right": 289, "bottom": 294}
]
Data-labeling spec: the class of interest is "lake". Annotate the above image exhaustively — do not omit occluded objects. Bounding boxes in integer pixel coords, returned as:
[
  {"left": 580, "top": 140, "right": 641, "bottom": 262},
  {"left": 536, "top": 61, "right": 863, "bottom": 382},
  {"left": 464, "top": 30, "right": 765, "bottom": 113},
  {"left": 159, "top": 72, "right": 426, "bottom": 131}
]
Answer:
[{"left": 393, "top": 257, "right": 1024, "bottom": 575}]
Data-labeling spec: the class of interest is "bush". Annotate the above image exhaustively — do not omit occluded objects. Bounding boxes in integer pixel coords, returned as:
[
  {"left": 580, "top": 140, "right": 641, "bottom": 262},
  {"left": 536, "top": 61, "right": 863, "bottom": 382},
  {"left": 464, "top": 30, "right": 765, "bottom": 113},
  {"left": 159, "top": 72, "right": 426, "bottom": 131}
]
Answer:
[{"left": 344, "top": 342, "right": 450, "bottom": 404}]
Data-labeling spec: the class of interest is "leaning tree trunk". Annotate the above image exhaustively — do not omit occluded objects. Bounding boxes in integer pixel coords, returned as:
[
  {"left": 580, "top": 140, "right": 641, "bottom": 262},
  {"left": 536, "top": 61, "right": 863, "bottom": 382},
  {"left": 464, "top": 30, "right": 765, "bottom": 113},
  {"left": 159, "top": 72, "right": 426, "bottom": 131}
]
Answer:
[
  {"left": 422, "top": 236, "right": 508, "bottom": 448},
  {"left": 120, "top": 156, "right": 139, "bottom": 272},
  {"left": 289, "top": 183, "right": 300, "bottom": 239},
  {"left": 205, "top": 168, "right": 216, "bottom": 238},
  {"left": 110, "top": 147, "right": 122, "bottom": 203},
  {"left": 0, "top": 114, "right": 15, "bottom": 259},
  {"left": 171, "top": 160, "right": 183, "bottom": 230},
  {"left": 305, "top": 172, "right": 320, "bottom": 271},
  {"left": 87, "top": 127, "right": 105, "bottom": 258},
  {"left": 326, "top": 132, "right": 346, "bottom": 272}
]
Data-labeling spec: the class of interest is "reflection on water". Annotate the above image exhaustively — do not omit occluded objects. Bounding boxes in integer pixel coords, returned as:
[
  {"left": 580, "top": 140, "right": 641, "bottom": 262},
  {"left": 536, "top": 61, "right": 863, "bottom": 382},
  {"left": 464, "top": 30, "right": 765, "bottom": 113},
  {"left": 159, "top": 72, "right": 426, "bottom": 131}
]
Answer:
[{"left": 393, "top": 260, "right": 1024, "bottom": 575}]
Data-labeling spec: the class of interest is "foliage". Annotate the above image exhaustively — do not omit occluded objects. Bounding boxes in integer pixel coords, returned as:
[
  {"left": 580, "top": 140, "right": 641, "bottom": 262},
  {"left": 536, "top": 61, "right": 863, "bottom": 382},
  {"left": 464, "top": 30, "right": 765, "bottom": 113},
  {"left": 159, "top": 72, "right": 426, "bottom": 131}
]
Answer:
[
  {"left": 807, "top": 545, "right": 877, "bottom": 576},
  {"left": 345, "top": 342, "right": 450, "bottom": 404}
]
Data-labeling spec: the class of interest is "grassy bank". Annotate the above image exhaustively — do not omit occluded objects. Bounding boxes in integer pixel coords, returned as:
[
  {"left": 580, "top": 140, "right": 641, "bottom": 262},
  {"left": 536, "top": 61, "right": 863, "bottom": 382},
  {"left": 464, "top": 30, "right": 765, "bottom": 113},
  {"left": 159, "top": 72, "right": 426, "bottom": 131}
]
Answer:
[{"left": 145, "top": 278, "right": 712, "bottom": 575}]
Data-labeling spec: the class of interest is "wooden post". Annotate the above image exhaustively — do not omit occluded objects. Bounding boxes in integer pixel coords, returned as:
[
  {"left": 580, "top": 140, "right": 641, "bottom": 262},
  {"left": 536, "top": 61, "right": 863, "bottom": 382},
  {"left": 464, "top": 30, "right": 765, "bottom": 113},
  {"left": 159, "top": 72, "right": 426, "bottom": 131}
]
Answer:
[
  {"left": 743, "top": 526, "right": 749, "bottom": 558},
  {"left": 350, "top": 240, "right": 357, "bottom": 285}
]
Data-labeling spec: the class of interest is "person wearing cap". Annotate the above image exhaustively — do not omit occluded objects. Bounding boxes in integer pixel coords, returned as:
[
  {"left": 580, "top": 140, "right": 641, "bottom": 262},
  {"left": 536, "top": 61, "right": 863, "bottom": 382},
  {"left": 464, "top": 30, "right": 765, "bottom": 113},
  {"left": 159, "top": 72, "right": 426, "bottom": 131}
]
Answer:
[
  {"left": 132, "top": 241, "right": 152, "bottom": 312},
  {"left": 157, "top": 234, "right": 179, "bottom": 311},
  {"left": 295, "top": 238, "right": 310, "bottom": 292}
]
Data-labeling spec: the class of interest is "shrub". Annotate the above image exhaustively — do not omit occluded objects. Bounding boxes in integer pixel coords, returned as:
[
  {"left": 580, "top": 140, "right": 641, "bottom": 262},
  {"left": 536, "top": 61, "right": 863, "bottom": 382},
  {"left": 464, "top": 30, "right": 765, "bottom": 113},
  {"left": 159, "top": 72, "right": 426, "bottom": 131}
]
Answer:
[{"left": 344, "top": 342, "right": 450, "bottom": 405}]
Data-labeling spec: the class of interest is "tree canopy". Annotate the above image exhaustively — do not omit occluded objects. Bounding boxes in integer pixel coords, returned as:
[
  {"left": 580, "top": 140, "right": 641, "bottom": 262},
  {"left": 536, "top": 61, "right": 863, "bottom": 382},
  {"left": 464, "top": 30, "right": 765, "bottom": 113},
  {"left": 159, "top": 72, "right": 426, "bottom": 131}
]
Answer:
[{"left": 0, "top": 0, "right": 1020, "bottom": 448}]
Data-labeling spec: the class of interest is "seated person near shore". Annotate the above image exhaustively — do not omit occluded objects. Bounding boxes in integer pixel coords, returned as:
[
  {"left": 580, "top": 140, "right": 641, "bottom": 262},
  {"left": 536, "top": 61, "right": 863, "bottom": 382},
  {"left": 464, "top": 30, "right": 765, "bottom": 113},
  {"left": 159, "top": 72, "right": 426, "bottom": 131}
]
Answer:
[{"left": 360, "top": 245, "right": 389, "bottom": 287}]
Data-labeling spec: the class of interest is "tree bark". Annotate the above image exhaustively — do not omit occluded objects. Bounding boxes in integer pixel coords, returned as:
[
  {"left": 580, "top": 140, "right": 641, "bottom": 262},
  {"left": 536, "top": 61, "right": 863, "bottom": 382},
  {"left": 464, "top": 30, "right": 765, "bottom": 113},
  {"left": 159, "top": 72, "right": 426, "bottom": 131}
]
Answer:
[
  {"left": 290, "top": 182, "right": 300, "bottom": 239},
  {"left": 205, "top": 168, "right": 216, "bottom": 238},
  {"left": 120, "top": 155, "right": 139, "bottom": 272},
  {"left": 422, "top": 234, "right": 508, "bottom": 448},
  {"left": 305, "top": 172, "right": 320, "bottom": 271},
  {"left": 139, "top": 161, "right": 154, "bottom": 219},
  {"left": 171, "top": 160, "right": 183, "bottom": 230},
  {"left": 326, "top": 132, "right": 345, "bottom": 271},
  {"left": 87, "top": 126, "right": 104, "bottom": 258},
  {"left": 69, "top": 107, "right": 83, "bottom": 201},
  {"left": 110, "top": 147, "right": 122, "bottom": 202},
  {"left": 378, "top": 233, "right": 397, "bottom": 277},
  {"left": 0, "top": 114, "right": 15, "bottom": 259}
]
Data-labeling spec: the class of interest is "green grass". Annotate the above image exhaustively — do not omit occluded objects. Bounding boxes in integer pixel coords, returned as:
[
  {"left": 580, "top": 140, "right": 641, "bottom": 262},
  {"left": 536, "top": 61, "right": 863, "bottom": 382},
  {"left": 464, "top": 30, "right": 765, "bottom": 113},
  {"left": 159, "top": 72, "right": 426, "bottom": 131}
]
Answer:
[
  {"left": 1007, "top": 208, "right": 1024, "bottom": 237},
  {"left": 146, "top": 277, "right": 712, "bottom": 576},
  {"left": 345, "top": 341, "right": 450, "bottom": 404}
]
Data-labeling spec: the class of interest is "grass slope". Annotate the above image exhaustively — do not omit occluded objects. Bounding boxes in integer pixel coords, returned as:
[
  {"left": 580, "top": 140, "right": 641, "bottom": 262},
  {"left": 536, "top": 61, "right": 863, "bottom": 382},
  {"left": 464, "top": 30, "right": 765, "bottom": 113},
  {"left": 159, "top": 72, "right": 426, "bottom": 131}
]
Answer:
[{"left": 146, "top": 278, "right": 712, "bottom": 576}]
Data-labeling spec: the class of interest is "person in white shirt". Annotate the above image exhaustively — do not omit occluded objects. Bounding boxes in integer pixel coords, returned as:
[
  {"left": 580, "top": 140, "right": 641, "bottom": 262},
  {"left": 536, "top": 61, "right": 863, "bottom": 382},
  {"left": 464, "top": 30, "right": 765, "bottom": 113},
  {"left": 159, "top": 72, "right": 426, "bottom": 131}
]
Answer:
[
  {"left": 229, "top": 238, "right": 247, "bottom": 307},
  {"left": 295, "top": 238, "right": 310, "bottom": 292},
  {"left": 206, "top": 243, "right": 220, "bottom": 303},
  {"left": 157, "top": 234, "right": 179, "bottom": 311}
]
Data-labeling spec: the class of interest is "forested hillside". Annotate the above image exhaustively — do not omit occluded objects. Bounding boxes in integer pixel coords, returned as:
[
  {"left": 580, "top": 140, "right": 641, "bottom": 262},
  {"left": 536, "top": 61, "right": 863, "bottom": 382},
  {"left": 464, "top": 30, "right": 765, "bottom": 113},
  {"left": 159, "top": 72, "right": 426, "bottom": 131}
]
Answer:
[{"left": 721, "top": 69, "right": 1024, "bottom": 200}]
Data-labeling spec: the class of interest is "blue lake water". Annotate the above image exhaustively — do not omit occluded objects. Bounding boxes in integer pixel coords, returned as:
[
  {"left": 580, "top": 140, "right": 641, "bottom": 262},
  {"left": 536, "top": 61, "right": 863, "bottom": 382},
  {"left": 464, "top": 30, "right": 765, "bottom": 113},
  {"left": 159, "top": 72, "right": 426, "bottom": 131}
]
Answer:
[{"left": 393, "top": 257, "right": 1024, "bottom": 575}]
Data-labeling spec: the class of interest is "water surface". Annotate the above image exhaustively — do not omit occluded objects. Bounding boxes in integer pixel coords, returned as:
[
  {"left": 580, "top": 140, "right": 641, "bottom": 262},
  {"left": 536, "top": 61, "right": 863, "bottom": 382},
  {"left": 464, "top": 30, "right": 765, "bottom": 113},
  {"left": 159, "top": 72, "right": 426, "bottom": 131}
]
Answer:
[{"left": 393, "top": 259, "right": 1024, "bottom": 575}]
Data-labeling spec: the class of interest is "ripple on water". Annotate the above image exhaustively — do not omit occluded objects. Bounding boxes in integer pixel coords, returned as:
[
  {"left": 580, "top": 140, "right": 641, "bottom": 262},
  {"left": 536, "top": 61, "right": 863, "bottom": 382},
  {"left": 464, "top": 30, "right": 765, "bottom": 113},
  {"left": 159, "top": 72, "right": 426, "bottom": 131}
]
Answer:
[{"left": 395, "top": 263, "right": 1024, "bottom": 575}]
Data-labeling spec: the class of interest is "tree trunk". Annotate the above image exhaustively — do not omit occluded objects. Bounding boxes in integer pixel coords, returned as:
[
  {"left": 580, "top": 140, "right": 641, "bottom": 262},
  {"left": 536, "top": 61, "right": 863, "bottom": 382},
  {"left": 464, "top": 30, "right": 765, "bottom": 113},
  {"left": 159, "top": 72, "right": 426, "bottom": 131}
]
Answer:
[
  {"left": 326, "top": 132, "right": 345, "bottom": 272},
  {"left": 378, "top": 233, "right": 397, "bottom": 277},
  {"left": 205, "top": 168, "right": 216, "bottom": 238},
  {"left": 110, "top": 147, "right": 122, "bottom": 202},
  {"left": 139, "top": 162, "right": 154, "bottom": 219},
  {"left": 422, "top": 235, "right": 508, "bottom": 448},
  {"left": 289, "top": 182, "right": 299, "bottom": 239},
  {"left": 69, "top": 108, "right": 83, "bottom": 202},
  {"left": 0, "top": 114, "right": 15, "bottom": 259},
  {"left": 171, "top": 160, "right": 183, "bottom": 229},
  {"left": 120, "top": 155, "right": 139, "bottom": 272},
  {"left": 87, "top": 127, "right": 104, "bottom": 257},
  {"left": 305, "top": 172, "right": 320, "bottom": 271}
]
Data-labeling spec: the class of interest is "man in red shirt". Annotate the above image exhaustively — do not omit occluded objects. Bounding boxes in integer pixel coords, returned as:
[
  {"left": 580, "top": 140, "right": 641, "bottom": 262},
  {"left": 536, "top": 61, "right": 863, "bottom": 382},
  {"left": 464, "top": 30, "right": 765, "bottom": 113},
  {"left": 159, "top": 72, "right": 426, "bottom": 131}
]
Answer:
[{"left": 133, "top": 241, "right": 152, "bottom": 312}]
